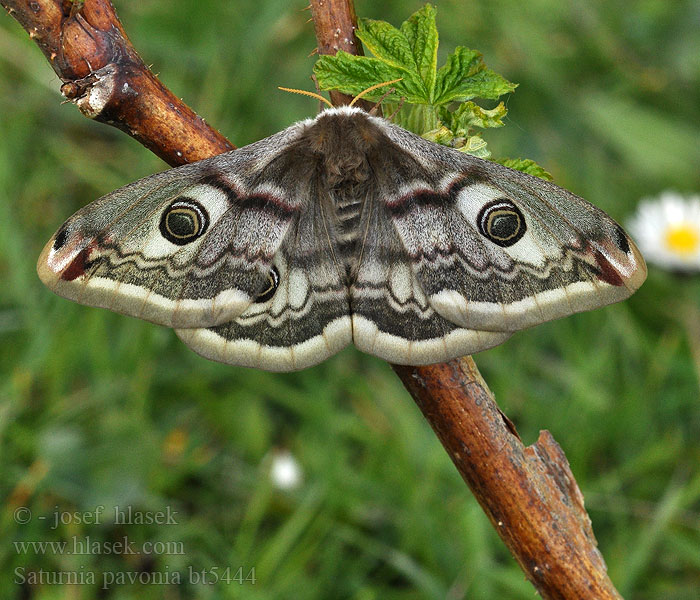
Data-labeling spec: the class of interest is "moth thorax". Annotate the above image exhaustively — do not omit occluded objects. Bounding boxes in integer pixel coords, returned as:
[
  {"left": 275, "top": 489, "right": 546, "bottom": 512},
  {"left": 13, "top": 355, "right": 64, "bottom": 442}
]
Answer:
[{"left": 310, "top": 113, "right": 381, "bottom": 185}]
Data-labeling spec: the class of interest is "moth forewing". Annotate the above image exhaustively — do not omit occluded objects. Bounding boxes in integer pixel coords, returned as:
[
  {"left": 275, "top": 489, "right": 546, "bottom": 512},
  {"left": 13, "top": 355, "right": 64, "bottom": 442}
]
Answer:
[{"left": 38, "top": 106, "right": 646, "bottom": 370}]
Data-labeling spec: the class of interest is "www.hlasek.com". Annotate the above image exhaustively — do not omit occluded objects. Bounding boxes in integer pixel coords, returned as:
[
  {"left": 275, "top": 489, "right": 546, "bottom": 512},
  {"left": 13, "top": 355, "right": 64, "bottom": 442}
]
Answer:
[
  {"left": 14, "top": 536, "right": 183, "bottom": 556},
  {"left": 14, "top": 566, "right": 257, "bottom": 588}
]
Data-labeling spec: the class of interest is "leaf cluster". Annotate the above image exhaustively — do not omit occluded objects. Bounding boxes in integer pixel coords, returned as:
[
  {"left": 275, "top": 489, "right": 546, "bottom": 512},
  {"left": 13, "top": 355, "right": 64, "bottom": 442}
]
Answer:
[{"left": 314, "top": 4, "right": 547, "bottom": 175}]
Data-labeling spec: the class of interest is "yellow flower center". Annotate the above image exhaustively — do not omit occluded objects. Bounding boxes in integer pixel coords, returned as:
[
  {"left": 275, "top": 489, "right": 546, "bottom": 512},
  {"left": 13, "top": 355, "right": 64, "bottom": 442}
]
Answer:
[{"left": 664, "top": 225, "right": 700, "bottom": 256}]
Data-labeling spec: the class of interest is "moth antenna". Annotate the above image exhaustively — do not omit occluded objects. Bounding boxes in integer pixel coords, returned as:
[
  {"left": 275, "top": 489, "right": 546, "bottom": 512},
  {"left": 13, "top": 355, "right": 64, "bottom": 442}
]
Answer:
[
  {"left": 311, "top": 74, "right": 325, "bottom": 112},
  {"left": 278, "top": 87, "right": 333, "bottom": 108},
  {"left": 368, "top": 86, "right": 402, "bottom": 116},
  {"left": 349, "top": 78, "right": 403, "bottom": 107},
  {"left": 311, "top": 73, "right": 321, "bottom": 94},
  {"left": 383, "top": 96, "right": 406, "bottom": 121}
]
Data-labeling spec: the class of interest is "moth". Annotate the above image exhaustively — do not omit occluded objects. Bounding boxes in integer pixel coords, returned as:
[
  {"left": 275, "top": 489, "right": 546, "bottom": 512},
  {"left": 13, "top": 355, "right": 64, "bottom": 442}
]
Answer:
[{"left": 38, "top": 105, "right": 646, "bottom": 371}]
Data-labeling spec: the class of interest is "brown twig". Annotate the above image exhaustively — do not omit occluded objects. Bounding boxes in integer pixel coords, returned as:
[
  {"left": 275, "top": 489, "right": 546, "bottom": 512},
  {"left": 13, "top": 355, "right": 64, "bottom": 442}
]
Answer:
[
  {"left": 394, "top": 361, "right": 622, "bottom": 599},
  {"left": 4, "top": 0, "right": 623, "bottom": 597},
  {"left": 309, "top": 0, "right": 373, "bottom": 112},
  {"left": 1, "top": 0, "right": 233, "bottom": 165}
]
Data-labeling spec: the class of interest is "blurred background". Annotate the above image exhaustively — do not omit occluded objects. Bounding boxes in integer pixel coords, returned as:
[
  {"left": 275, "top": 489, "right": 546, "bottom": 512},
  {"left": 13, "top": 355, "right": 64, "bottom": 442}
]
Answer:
[{"left": 1, "top": 1, "right": 699, "bottom": 598}]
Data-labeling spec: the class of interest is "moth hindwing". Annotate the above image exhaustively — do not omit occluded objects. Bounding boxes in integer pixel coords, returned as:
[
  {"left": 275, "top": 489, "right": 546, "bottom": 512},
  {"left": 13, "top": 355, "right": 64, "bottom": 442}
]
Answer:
[{"left": 38, "top": 106, "right": 647, "bottom": 371}]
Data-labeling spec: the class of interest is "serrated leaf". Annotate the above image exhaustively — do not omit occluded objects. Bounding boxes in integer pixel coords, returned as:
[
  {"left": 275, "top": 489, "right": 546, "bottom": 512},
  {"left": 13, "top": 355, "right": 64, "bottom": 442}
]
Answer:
[
  {"left": 439, "top": 102, "right": 507, "bottom": 137},
  {"left": 399, "top": 4, "right": 439, "bottom": 95},
  {"left": 422, "top": 125, "right": 455, "bottom": 145},
  {"left": 434, "top": 47, "right": 482, "bottom": 94},
  {"left": 313, "top": 53, "right": 423, "bottom": 103},
  {"left": 497, "top": 158, "right": 553, "bottom": 181},
  {"left": 314, "top": 5, "right": 516, "bottom": 110},
  {"left": 434, "top": 47, "right": 516, "bottom": 104},
  {"left": 458, "top": 135, "right": 491, "bottom": 158},
  {"left": 357, "top": 19, "right": 419, "bottom": 73}
]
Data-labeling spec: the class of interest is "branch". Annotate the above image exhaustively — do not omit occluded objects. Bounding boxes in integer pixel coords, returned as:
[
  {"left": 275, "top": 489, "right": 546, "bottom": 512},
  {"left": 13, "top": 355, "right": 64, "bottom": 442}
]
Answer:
[
  {"left": 308, "top": 0, "right": 373, "bottom": 112},
  {"left": 394, "top": 361, "right": 622, "bottom": 599},
  {"left": 4, "top": 0, "right": 623, "bottom": 597},
  {"left": 1, "top": 0, "right": 233, "bottom": 165}
]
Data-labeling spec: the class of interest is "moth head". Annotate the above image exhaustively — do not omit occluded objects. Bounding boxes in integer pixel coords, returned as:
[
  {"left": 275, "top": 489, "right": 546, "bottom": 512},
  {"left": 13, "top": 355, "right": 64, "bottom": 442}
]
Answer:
[
  {"left": 476, "top": 198, "right": 526, "bottom": 247},
  {"left": 159, "top": 198, "right": 210, "bottom": 245}
]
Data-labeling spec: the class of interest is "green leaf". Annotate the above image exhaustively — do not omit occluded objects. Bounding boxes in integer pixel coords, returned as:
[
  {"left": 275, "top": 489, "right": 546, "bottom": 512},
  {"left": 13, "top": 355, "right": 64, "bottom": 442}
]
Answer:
[
  {"left": 314, "top": 52, "right": 426, "bottom": 103},
  {"left": 420, "top": 102, "right": 507, "bottom": 158},
  {"left": 433, "top": 47, "right": 516, "bottom": 104},
  {"left": 314, "top": 50, "right": 412, "bottom": 102},
  {"left": 421, "top": 125, "right": 455, "bottom": 146},
  {"left": 312, "top": 4, "right": 519, "bottom": 161},
  {"left": 460, "top": 135, "right": 490, "bottom": 158},
  {"left": 357, "top": 18, "right": 418, "bottom": 72},
  {"left": 398, "top": 4, "right": 439, "bottom": 95},
  {"left": 497, "top": 158, "right": 553, "bottom": 181},
  {"left": 314, "top": 4, "right": 514, "bottom": 108},
  {"left": 421, "top": 127, "right": 492, "bottom": 158},
  {"left": 439, "top": 102, "right": 507, "bottom": 136}
]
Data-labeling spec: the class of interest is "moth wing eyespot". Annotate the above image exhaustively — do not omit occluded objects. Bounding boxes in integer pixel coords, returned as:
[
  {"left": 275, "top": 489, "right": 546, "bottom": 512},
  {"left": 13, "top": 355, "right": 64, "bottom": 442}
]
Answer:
[
  {"left": 254, "top": 265, "right": 280, "bottom": 304},
  {"left": 159, "top": 198, "right": 210, "bottom": 245},
  {"left": 477, "top": 199, "right": 526, "bottom": 247}
]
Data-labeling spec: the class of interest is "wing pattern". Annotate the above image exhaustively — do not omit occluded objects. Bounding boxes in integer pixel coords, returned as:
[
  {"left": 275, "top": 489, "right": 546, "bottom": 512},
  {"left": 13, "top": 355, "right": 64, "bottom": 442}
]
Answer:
[{"left": 38, "top": 107, "right": 646, "bottom": 371}]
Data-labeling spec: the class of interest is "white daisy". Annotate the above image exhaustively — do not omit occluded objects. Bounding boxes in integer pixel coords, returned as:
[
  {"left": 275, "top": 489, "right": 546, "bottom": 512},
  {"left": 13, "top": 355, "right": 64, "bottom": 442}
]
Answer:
[
  {"left": 270, "top": 450, "right": 303, "bottom": 490},
  {"left": 627, "top": 191, "right": 700, "bottom": 271}
]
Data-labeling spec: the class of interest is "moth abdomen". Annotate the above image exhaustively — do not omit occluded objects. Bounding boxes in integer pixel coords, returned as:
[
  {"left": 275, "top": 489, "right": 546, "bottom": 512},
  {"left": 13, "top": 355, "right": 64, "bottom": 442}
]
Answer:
[{"left": 329, "top": 185, "right": 365, "bottom": 235}]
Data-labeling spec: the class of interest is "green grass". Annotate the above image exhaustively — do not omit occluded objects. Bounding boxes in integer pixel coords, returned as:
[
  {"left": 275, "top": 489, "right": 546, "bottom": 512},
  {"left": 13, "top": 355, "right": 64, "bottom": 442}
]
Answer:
[{"left": 1, "top": 1, "right": 700, "bottom": 598}]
